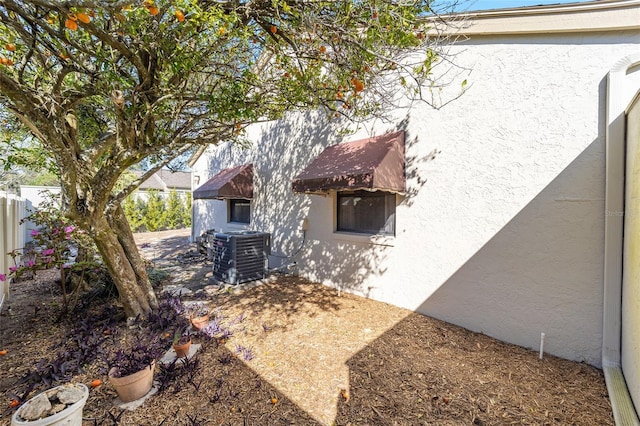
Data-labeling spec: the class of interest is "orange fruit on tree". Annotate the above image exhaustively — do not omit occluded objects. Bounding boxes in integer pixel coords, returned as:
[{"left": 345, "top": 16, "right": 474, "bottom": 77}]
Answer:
[
  {"left": 319, "top": 45, "right": 326, "bottom": 54},
  {"left": 175, "top": 10, "right": 185, "bottom": 22},
  {"left": 65, "top": 19, "right": 78, "bottom": 30},
  {"left": 90, "top": 379, "right": 102, "bottom": 388},
  {"left": 76, "top": 13, "right": 90, "bottom": 23},
  {"left": 219, "top": 27, "right": 226, "bottom": 36},
  {"left": 146, "top": 4, "right": 159, "bottom": 15},
  {"left": 336, "top": 92, "right": 343, "bottom": 99},
  {"left": 5, "top": 59, "right": 13, "bottom": 66},
  {"left": 270, "top": 25, "right": 277, "bottom": 34},
  {"left": 5, "top": 43, "right": 15, "bottom": 52},
  {"left": 351, "top": 78, "right": 364, "bottom": 92}
]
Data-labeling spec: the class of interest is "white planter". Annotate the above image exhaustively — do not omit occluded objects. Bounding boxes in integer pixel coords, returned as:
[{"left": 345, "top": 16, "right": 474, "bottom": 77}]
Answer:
[{"left": 11, "top": 384, "right": 89, "bottom": 426}]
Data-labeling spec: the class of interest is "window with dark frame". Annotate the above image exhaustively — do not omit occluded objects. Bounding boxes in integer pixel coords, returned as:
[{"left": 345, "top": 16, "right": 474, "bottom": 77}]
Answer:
[
  {"left": 337, "top": 191, "right": 396, "bottom": 236},
  {"left": 228, "top": 198, "right": 250, "bottom": 224}
]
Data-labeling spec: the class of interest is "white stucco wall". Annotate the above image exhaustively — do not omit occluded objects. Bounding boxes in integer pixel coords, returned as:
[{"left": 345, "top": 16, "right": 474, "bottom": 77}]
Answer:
[{"left": 193, "top": 30, "right": 640, "bottom": 366}]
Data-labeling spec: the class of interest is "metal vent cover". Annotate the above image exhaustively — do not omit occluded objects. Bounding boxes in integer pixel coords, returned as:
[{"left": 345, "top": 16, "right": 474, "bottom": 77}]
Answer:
[{"left": 210, "top": 231, "right": 270, "bottom": 284}]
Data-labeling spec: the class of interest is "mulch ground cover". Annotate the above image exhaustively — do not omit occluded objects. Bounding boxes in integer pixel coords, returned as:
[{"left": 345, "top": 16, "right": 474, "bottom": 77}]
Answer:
[{"left": 0, "top": 230, "right": 613, "bottom": 425}]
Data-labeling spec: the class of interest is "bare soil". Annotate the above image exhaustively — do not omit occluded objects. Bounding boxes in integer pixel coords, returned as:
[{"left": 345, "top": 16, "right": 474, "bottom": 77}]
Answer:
[{"left": 0, "top": 229, "right": 613, "bottom": 425}]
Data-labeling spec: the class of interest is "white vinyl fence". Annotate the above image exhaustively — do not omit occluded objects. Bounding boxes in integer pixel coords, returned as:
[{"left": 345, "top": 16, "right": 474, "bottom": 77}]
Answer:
[{"left": 0, "top": 192, "right": 26, "bottom": 311}]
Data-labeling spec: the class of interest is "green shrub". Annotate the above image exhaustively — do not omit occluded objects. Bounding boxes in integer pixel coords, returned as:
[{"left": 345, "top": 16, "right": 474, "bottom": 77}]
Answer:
[
  {"left": 165, "top": 189, "right": 183, "bottom": 229},
  {"left": 143, "top": 190, "right": 166, "bottom": 232},
  {"left": 123, "top": 195, "right": 145, "bottom": 232},
  {"left": 123, "top": 190, "right": 190, "bottom": 232},
  {"left": 182, "top": 195, "right": 192, "bottom": 227}
]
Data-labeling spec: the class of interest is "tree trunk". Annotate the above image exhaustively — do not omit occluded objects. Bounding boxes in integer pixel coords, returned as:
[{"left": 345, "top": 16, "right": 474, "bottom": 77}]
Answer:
[
  {"left": 109, "top": 204, "right": 155, "bottom": 301},
  {"left": 92, "top": 211, "right": 157, "bottom": 319}
]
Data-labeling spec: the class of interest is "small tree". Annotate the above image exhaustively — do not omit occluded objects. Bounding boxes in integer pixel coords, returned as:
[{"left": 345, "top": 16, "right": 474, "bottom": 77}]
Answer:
[
  {"left": 164, "top": 189, "right": 184, "bottom": 229},
  {"left": 123, "top": 194, "right": 144, "bottom": 232},
  {"left": 182, "top": 195, "right": 192, "bottom": 229},
  {"left": 143, "top": 190, "right": 166, "bottom": 232},
  {"left": 0, "top": 1, "right": 465, "bottom": 318}
]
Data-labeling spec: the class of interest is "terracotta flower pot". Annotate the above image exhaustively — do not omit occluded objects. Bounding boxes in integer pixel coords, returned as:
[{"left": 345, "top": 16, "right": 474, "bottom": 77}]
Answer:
[
  {"left": 173, "top": 339, "right": 191, "bottom": 358},
  {"left": 108, "top": 361, "right": 155, "bottom": 403},
  {"left": 191, "top": 315, "right": 209, "bottom": 330}
]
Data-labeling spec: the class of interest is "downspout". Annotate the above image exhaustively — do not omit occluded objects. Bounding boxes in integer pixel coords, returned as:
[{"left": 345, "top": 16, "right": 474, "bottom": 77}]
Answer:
[{"left": 603, "top": 53, "right": 640, "bottom": 425}]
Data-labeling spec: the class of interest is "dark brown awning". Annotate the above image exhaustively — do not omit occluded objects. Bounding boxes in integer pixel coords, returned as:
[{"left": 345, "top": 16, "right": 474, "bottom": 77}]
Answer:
[
  {"left": 193, "top": 163, "right": 253, "bottom": 200},
  {"left": 292, "top": 131, "right": 405, "bottom": 194}
]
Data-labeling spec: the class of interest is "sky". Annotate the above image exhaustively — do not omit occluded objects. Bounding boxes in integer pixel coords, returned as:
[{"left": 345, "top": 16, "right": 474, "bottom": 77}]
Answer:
[{"left": 444, "top": 0, "right": 590, "bottom": 11}]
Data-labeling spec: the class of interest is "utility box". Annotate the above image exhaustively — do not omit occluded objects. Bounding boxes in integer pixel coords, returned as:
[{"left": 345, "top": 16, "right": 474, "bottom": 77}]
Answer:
[{"left": 211, "top": 231, "right": 270, "bottom": 284}]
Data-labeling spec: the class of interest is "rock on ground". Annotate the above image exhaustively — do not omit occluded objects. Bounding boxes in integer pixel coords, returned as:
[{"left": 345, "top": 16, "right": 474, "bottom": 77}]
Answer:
[{"left": 20, "top": 393, "right": 52, "bottom": 420}]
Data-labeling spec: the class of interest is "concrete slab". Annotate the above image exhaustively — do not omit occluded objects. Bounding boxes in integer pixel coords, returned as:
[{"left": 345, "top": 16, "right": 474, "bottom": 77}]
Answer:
[
  {"left": 162, "top": 286, "right": 193, "bottom": 297},
  {"left": 114, "top": 385, "right": 158, "bottom": 411},
  {"left": 159, "top": 343, "right": 201, "bottom": 366}
]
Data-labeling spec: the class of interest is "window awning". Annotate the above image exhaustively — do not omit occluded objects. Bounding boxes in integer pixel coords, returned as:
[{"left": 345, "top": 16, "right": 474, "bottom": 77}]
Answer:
[
  {"left": 193, "top": 163, "right": 253, "bottom": 200},
  {"left": 292, "top": 131, "right": 405, "bottom": 194}
]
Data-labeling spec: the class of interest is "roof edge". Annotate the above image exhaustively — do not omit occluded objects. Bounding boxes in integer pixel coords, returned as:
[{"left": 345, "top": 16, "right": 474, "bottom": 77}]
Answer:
[{"left": 430, "top": 0, "right": 640, "bottom": 36}]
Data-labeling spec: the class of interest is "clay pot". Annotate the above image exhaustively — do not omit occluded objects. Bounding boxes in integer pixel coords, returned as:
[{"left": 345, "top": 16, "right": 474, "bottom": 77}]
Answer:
[
  {"left": 190, "top": 315, "right": 209, "bottom": 330},
  {"left": 173, "top": 339, "right": 191, "bottom": 358},
  {"left": 108, "top": 361, "right": 155, "bottom": 403}
]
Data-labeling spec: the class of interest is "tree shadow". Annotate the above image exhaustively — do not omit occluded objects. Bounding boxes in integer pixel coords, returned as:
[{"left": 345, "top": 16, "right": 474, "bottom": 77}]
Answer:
[
  {"left": 191, "top": 110, "right": 442, "bottom": 297},
  {"left": 212, "top": 275, "right": 343, "bottom": 328},
  {"left": 83, "top": 325, "right": 325, "bottom": 426},
  {"left": 140, "top": 235, "right": 192, "bottom": 262}
]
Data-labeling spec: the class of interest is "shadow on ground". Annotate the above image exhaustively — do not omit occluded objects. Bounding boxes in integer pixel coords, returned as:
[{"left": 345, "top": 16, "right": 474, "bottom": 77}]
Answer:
[
  {"left": 334, "top": 313, "right": 613, "bottom": 426},
  {"left": 213, "top": 275, "right": 343, "bottom": 330}
]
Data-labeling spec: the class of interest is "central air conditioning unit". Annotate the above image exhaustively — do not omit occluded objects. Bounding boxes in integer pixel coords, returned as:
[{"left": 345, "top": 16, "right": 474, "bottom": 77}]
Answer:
[{"left": 210, "top": 231, "right": 270, "bottom": 284}]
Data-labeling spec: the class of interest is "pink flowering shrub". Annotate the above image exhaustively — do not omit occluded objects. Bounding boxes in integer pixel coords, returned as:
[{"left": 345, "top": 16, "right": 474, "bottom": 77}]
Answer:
[{"left": 1, "top": 193, "right": 103, "bottom": 313}]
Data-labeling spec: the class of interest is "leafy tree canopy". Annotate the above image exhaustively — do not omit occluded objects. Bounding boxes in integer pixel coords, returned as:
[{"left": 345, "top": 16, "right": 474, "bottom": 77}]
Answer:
[{"left": 0, "top": 0, "right": 463, "bottom": 317}]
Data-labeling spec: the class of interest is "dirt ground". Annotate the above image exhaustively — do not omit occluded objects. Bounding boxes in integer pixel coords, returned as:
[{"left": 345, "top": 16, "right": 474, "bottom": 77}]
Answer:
[{"left": 0, "top": 229, "right": 613, "bottom": 425}]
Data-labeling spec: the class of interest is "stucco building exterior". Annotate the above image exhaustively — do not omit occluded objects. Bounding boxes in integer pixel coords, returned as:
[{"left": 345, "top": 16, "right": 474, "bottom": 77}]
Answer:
[{"left": 191, "top": 0, "right": 640, "bottom": 421}]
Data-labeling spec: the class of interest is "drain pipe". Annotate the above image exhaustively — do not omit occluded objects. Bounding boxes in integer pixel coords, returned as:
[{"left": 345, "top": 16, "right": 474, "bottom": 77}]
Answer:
[{"left": 603, "top": 53, "right": 640, "bottom": 425}]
